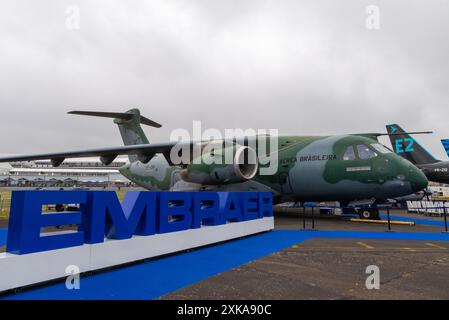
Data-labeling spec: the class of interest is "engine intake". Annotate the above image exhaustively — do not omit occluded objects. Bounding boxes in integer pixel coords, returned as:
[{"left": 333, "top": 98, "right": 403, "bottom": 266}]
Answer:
[{"left": 180, "top": 146, "right": 258, "bottom": 185}]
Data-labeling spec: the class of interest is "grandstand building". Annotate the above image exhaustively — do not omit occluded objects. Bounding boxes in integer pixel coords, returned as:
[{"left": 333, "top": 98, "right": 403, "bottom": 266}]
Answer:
[{"left": 0, "top": 158, "right": 132, "bottom": 188}]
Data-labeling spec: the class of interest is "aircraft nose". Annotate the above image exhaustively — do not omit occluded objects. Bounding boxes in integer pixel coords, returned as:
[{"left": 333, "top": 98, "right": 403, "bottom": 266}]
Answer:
[{"left": 407, "top": 165, "right": 428, "bottom": 192}]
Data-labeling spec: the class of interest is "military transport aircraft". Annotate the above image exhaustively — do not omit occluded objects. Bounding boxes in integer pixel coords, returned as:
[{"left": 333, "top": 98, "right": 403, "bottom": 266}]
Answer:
[
  {"left": 386, "top": 124, "right": 449, "bottom": 184},
  {"left": 0, "top": 110, "right": 427, "bottom": 219}
]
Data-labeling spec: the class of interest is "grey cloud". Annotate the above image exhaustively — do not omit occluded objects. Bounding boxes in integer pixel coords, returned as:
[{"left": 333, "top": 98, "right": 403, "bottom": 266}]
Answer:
[{"left": 0, "top": 0, "right": 448, "bottom": 160}]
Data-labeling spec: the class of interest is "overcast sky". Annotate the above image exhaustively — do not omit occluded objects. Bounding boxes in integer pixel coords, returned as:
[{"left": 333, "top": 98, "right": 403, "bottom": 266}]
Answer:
[{"left": 1, "top": 0, "right": 448, "bottom": 159}]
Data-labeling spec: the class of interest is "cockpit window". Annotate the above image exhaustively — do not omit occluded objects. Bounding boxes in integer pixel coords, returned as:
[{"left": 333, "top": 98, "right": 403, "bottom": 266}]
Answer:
[
  {"left": 371, "top": 143, "right": 392, "bottom": 154},
  {"left": 342, "top": 146, "right": 356, "bottom": 161},
  {"left": 357, "top": 144, "right": 377, "bottom": 159}
]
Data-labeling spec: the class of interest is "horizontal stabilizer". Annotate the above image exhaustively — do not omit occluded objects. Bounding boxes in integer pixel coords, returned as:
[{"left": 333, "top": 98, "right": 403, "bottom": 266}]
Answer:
[
  {"left": 68, "top": 110, "right": 162, "bottom": 128},
  {"left": 379, "top": 131, "right": 433, "bottom": 136},
  {"left": 358, "top": 131, "right": 433, "bottom": 138}
]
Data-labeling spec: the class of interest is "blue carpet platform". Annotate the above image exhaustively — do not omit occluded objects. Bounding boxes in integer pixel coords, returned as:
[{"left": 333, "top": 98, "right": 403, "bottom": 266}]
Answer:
[
  {"left": 0, "top": 229, "right": 7, "bottom": 247},
  {"left": 3, "top": 227, "right": 449, "bottom": 300},
  {"left": 380, "top": 214, "right": 449, "bottom": 227},
  {"left": 3, "top": 213, "right": 449, "bottom": 300}
]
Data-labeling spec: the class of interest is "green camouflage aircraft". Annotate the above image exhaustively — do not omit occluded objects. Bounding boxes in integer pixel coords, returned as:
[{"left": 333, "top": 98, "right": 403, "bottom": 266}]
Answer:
[{"left": 0, "top": 109, "right": 427, "bottom": 219}]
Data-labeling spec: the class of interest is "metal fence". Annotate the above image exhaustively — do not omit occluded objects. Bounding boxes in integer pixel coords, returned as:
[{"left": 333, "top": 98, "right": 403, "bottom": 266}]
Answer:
[{"left": 278, "top": 204, "right": 449, "bottom": 233}]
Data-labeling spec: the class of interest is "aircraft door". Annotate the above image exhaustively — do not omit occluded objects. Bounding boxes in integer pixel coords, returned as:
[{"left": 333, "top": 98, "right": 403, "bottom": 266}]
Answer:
[{"left": 279, "top": 172, "right": 293, "bottom": 194}]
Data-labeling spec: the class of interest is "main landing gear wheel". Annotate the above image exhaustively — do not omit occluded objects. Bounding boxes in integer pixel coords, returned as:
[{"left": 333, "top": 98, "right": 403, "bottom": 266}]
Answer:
[{"left": 359, "top": 208, "right": 380, "bottom": 220}]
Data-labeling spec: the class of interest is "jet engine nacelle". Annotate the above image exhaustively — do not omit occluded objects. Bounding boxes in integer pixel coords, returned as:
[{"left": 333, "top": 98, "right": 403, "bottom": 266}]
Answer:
[{"left": 180, "top": 146, "right": 258, "bottom": 185}]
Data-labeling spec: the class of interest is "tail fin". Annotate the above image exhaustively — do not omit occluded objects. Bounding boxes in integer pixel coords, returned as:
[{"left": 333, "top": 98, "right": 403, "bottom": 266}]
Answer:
[
  {"left": 69, "top": 108, "right": 161, "bottom": 162},
  {"left": 441, "top": 139, "right": 449, "bottom": 158},
  {"left": 386, "top": 124, "right": 439, "bottom": 164}
]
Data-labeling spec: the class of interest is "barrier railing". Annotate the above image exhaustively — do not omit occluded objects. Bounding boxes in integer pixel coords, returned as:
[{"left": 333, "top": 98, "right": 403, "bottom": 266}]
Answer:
[{"left": 277, "top": 204, "right": 449, "bottom": 233}]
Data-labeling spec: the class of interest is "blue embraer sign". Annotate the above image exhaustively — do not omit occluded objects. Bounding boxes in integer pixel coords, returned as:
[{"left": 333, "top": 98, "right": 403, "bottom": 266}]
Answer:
[{"left": 7, "top": 191, "right": 273, "bottom": 255}]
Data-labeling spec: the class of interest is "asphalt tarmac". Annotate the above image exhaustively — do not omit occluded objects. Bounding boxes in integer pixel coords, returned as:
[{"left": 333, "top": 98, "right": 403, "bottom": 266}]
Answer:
[{"left": 162, "top": 211, "right": 449, "bottom": 300}]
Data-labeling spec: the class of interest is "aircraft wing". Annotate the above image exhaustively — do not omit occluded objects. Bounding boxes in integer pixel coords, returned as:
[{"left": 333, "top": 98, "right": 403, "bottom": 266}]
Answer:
[
  {"left": 0, "top": 142, "right": 183, "bottom": 166},
  {"left": 0, "top": 137, "right": 264, "bottom": 167}
]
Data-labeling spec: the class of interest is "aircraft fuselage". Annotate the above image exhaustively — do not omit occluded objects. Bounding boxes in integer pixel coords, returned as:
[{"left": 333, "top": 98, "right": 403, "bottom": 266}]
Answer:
[
  {"left": 418, "top": 161, "right": 449, "bottom": 184},
  {"left": 119, "top": 134, "right": 428, "bottom": 204}
]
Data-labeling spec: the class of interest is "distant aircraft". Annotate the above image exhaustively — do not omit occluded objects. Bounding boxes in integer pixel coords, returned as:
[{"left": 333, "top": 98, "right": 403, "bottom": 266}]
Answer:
[
  {"left": 0, "top": 110, "right": 428, "bottom": 219},
  {"left": 386, "top": 124, "right": 449, "bottom": 184},
  {"left": 441, "top": 139, "right": 449, "bottom": 158}
]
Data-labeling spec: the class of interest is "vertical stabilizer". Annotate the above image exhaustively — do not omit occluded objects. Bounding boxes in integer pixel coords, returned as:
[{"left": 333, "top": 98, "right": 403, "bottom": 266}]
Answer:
[
  {"left": 386, "top": 124, "right": 439, "bottom": 165},
  {"left": 68, "top": 108, "right": 161, "bottom": 162},
  {"left": 441, "top": 139, "right": 449, "bottom": 158}
]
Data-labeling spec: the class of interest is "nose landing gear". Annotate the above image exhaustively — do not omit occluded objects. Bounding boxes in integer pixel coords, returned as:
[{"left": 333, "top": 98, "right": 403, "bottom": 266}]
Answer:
[
  {"left": 358, "top": 207, "right": 380, "bottom": 220},
  {"left": 341, "top": 201, "right": 381, "bottom": 220}
]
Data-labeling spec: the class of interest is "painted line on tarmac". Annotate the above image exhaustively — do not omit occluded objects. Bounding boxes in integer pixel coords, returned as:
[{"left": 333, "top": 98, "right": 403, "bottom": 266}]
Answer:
[
  {"left": 356, "top": 241, "right": 374, "bottom": 249},
  {"left": 425, "top": 242, "right": 447, "bottom": 250}
]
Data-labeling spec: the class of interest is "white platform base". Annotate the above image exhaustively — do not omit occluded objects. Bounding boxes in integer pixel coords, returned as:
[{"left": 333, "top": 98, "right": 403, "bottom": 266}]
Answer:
[{"left": 0, "top": 217, "right": 274, "bottom": 292}]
